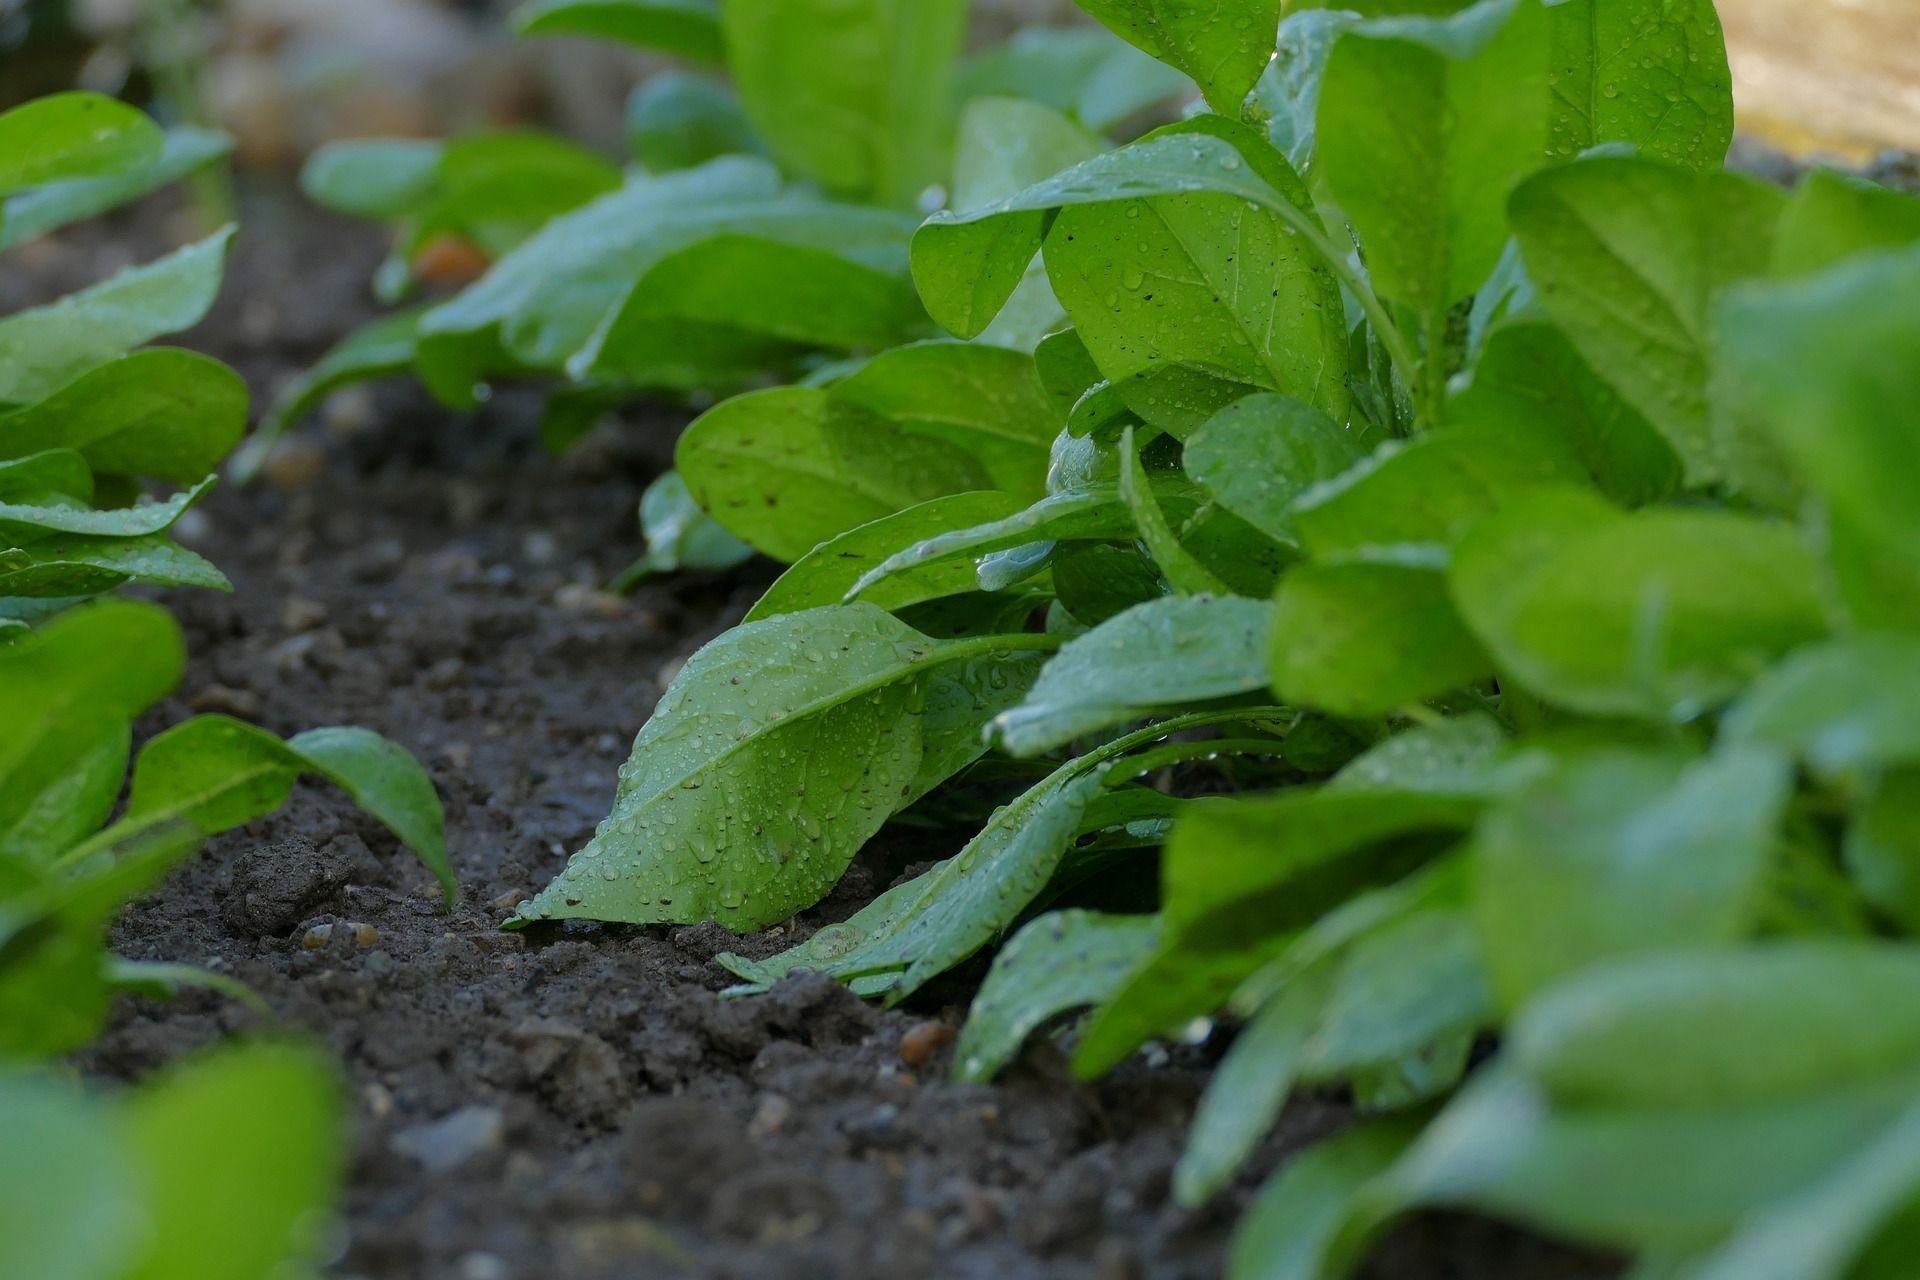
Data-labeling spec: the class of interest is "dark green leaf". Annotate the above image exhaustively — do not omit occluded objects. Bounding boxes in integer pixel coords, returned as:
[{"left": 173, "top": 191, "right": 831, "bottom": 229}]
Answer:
[
  {"left": 1073, "top": 0, "right": 1281, "bottom": 115},
  {"left": 1184, "top": 393, "right": 1370, "bottom": 547},
  {"left": 958, "top": 26, "right": 1192, "bottom": 133},
  {"left": 952, "top": 909, "right": 1159, "bottom": 1082},
  {"left": 0, "top": 349, "right": 247, "bottom": 485},
  {"left": 1271, "top": 559, "right": 1490, "bottom": 716},
  {"left": 1722, "top": 637, "right": 1920, "bottom": 779},
  {"left": 513, "top": 0, "right": 724, "bottom": 61},
  {"left": 1544, "top": 0, "right": 1732, "bottom": 169},
  {"left": 625, "top": 72, "right": 761, "bottom": 171},
  {"left": 995, "top": 594, "right": 1272, "bottom": 755},
  {"left": 1474, "top": 746, "right": 1792, "bottom": 1009}
]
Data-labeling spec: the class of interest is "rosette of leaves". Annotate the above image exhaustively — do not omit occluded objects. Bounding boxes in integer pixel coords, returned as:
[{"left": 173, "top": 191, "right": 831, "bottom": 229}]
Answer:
[
  {"left": 512, "top": 0, "right": 1920, "bottom": 1272},
  {"left": 0, "top": 92, "right": 245, "bottom": 630}
]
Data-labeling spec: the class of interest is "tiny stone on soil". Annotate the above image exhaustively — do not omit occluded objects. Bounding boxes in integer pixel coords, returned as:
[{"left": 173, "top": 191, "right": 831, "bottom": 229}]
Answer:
[
  {"left": 898, "top": 1020, "right": 956, "bottom": 1068},
  {"left": 391, "top": 1106, "right": 506, "bottom": 1174}
]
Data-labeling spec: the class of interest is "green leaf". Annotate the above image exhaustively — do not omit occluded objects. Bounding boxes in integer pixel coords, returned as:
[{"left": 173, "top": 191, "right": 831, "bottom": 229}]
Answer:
[
  {"left": 1722, "top": 637, "right": 1920, "bottom": 780},
  {"left": 1450, "top": 311, "right": 1682, "bottom": 506},
  {"left": 1716, "top": 243, "right": 1920, "bottom": 631},
  {"left": 299, "top": 137, "right": 444, "bottom": 218},
  {"left": 1271, "top": 559, "right": 1490, "bottom": 716},
  {"left": 830, "top": 342, "right": 1061, "bottom": 499},
  {"left": 626, "top": 72, "right": 762, "bottom": 171},
  {"left": 912, "top": 126, "right": 1341, "bottom": 366},
  {"left": 1329, "top": 713, "right": 1519, "bottom": 797},
  {"left": 952, "top": 909, "right": 1159, "bottom": 1082},
  {"left": 513, "top": 0, "right": 724, "bottom": 61},
  {"left": 609, "top": 470, "right": 754, "bottom": 591},
  {"left": 1773, "top": 170, "right": 1920, "bottom": 278},
  {"left": 0, "top": 1074, "right": 144, "bottom": 1280},
  {"left": 1510, "top": 155, "right": 1784, "bottom": 484},
  {"left": 1, "top": 126, "right": 231, "bottom": 250},
  {"left": 0, "top": 723, "right": 127, "bottom": 867},
  {"left": 236, "top": 309, "right": 422, "bottom": 482},
  {"left": 1072, "top": 0, "right": 1281, "bottom": 115},
  {"left": 745, "top": 491, "right": 1023, "bottom": 622},
  {"left": 0, "top": 475, "right": 214, "bottom": 543},
  {"left": 1682, "top": 1096, "right": 1920, "bottom": 1280},
  {"left": 1300, "top": 904, "right": 1490, "bottom": 1079},
  {"left": 1254, "top": 9, "right": 1363, "bottom": 174},
  {"left": 958, "top": 26, "right": 1192, "bottom": 133},
  {"left": 0, "top": 92, "right": 163, "bottom": 198},
  {"left": 416, "top": 160, "right": 917, "bottom": 405},
  {"left": 1474, "top": 746, "right": 1792, "bottom": 1010},
  {"left": 0, "top": 531, "right": 229, "bottom": 597},
  {"left": 579, "top": 235, "right": 928, "bottom": 386},
  {"left": 408, "top": 131, "right": 623, "bottom": 260},
  {"left": 1179, "top": 965, "right": 1335, "bottom": 1206},
  {"left": 0, "top": 600, "right": 181, "bottom": 790},
  {"left": 96, "top": 715, "right": 451, "bottom": 903},
  {"left": 511, "top": 605, "right": 1012, "bottom": 930},
  {"left": 123, "top": 1043, "right": 341, "bottom": 1280},
  {"left": 1079, "top": 785, "right": 1477, "bottom": 1077},
  {"left": 1228, "top": 1116, "right": 1422, "bottom": 1280},
  {"left": 1038, "top": 117, "right": 1351, "bottom": 431},
  {"left": 994, "top": 594, "right": 1272, "bottom": 755},
  {"left": 0, "top": 228, "right": 234, "bottom": 407},
  {"left": 1288, "top": 419, "right": 1588, "bottom": 559},
  {"left": 722, "top": 0, "right": 967, "bottom": 207},
  {"left": 1318, "top": 0, "right": 1550, "bottom": 313},
  {"left": 1450, "top": 488, "right": 1827, "bottom": 718},
  {"left": 1183, "top": 393, "right": 1370, "bottom": 546},
  {"left": 285, "top": 727, "right": 455, "bottom": 904},
  {"left": 0, "top": 349, "right": 247, "bottom": 485},
  {"left": 1512, "top": 943, "right": 1920, "bottom": 1109},
  {"left": 1378, "top": 1064, "right": 1920, "bottom": 1255},
  {"left": 1544, "top": 0, "right": 1732, "bottom": 169},
  {"left": 676, "top": 387, "right": 994, "bottom": 562}
]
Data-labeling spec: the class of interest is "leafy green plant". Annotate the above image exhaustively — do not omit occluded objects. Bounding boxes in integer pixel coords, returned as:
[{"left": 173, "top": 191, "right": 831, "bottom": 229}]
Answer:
[
  {"left": 0, "top": 92, "right": 240, "bottom": 632},
  {"left": 506, "top": 0, "right": 1920, "bottom": 1272}
]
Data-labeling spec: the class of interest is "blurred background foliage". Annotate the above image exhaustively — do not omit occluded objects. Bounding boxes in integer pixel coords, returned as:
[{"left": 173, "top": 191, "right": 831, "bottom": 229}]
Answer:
[{"left": 2, "top": 0, "right": 1915, "bottom": 170}]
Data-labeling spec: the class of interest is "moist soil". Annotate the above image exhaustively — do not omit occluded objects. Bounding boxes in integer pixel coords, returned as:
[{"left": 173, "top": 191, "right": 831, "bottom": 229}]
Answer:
[{"left": 23, "top": 180, "right": 1623, "bottom": 1280}]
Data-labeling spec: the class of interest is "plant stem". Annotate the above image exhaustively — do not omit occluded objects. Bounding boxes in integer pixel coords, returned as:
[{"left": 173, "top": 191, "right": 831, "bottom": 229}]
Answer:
[
  {"left": 933, "top": 630, "right": 1070, "bottom": 666},
  {"left": 1418, "top": 299, "right": 1450, "bottom": 431}
]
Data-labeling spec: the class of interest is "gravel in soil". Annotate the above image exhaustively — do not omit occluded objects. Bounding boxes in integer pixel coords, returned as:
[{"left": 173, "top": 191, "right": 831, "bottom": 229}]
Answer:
[{"left": 30, "top": 182, "right": 1619, "bottom": 1280}]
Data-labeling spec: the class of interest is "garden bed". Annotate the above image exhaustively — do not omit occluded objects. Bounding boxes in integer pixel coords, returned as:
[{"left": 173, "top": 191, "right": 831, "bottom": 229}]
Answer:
[{"left": 45, "top": 183, "right": 1615, "bottom": 1280}]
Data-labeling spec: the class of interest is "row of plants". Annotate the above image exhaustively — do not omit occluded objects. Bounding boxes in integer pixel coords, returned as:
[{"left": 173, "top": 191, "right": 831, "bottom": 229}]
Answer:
[
  {"left": 0, "top": 92, "right": 454, "bottom": 1278},
  {"left": 269, "top": 0, "right": 1920, "bottom": 1273},
  {"left": 56, "top": 0, "right": 1911, "bottom": 1274}
]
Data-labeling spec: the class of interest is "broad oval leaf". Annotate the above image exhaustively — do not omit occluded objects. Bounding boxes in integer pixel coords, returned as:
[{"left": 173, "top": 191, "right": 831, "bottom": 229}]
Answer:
[
  {"left": 1, "top": 125, "right": 231, "bottom": 250},
  {"left": 1318, "top": 0, "right": 1549, "bottom": 312},
  {"left": 952, "top": 909, "right": 1159, "bottom": 1083},
  {"left": 1511, "top": 943, "right": 1920, "bottom": 1109},
  {"left": 994, "top": 594, "right": 1273, "bottom": 756},
  {"left": 0, "top": 228, "right": 234, "bottom": 406},
  {"left": 1510, "top": 155, "right": 1784, "bottom": 485},
  {"left": 512, "top": 604, "right": 985, "bottom": 930},
  {"left": 1450, "top": 488, "right": 1828, "bottom": 718},
  {"left": 1473, "top": 745, "right": 1792, "bottom": 1010},
  {"left": 0, "top": 349, "right": 247, "bottom": 485},
  {"left": 512, "top": 0, "right": 724, "bottom": 62},
  {"left": 1544, "top": 0, "right": 1732, "bottom": 169},
  {"left": 1722, "top": 636, "right": 1920, "bottom": 780},
  {"left": 0, "top": 92, "right": 162, "bottom": 198},
  {"left": 1073, "top": 0, "right": 1281, "bottom": 116},
  {"left": 1184, "top": 393, "right": 1370, "bottom": 547},
  {"left": 676, "top": 387, "right": 994, "bottom": 562},
  {"left": 1270, "top": 559, "right": 1491, "bottom": 717},
  {"left": 722, "top": 0, "right": 967, "bottom": 207}
]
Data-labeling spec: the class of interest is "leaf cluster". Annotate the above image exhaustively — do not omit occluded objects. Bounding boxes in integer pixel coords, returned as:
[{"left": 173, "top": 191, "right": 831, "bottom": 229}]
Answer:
[{"left": 499, "top": 0, "right": 1920, "bottom": 1272}]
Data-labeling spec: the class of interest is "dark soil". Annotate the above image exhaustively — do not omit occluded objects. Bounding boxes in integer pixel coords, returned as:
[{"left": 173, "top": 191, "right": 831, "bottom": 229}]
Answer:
[{"left": 29, "top": 181, "right": 1622, "bottom": 1280}]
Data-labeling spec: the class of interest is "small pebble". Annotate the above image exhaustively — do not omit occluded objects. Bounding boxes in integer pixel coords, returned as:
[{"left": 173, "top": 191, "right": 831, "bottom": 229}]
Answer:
[
  {"left": 281, "top": 595, "right": 328, "bottom": 632},
  {"left": 189, "top": 683, "right": 261, "bottom": 717},
  {"left": 300, "top": 922, "right": 334, "bottom": 950},
  {"left": 898, "top": 1020, "right": 955, "bottom": 1069},
  {"left": 261, "top": 437, "right": 326, "bottom": 492},
  {"left": 747, "top": 1094, "right": 792, "bottom": 1139},
  {"left": 554, "top": 582, "right": 624, "bottom": 618},
  {"left": 391, "top": 1105, "right": 506, "bottom": 1174},
  {"left": 350, "top": 922, "right": 380, "bottom": 948}
]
